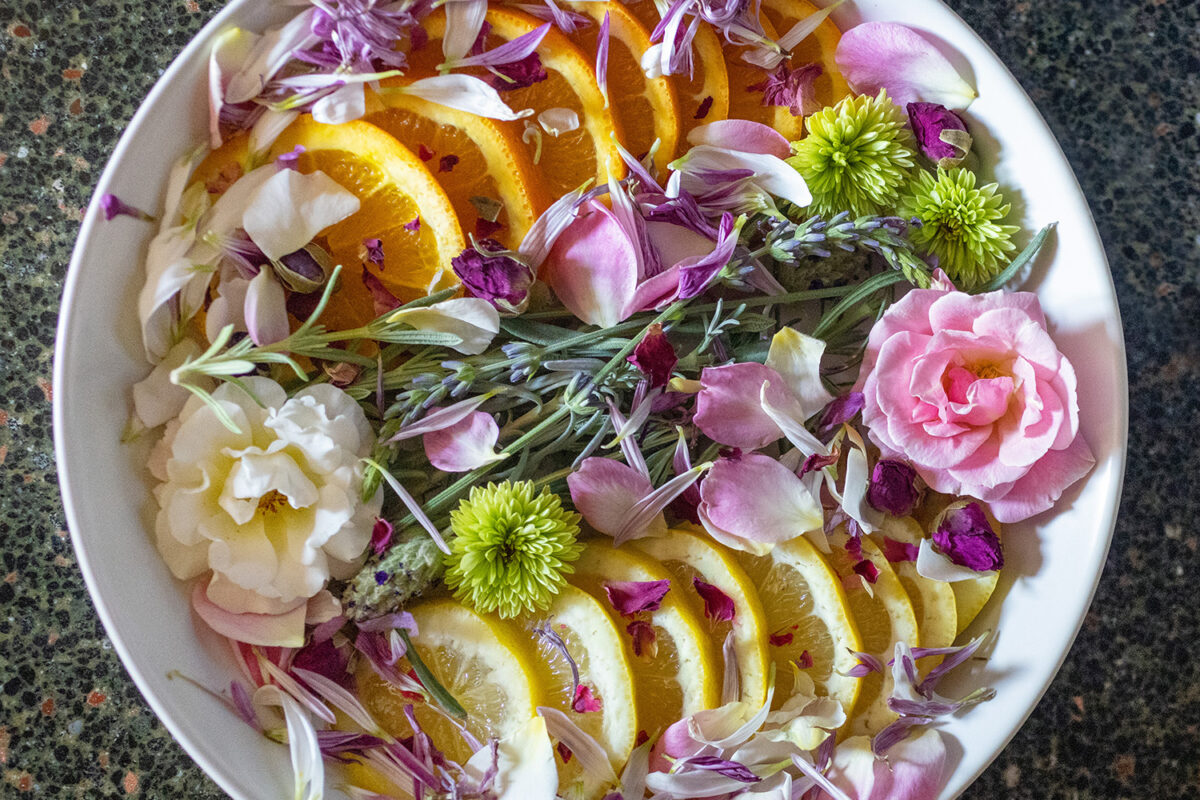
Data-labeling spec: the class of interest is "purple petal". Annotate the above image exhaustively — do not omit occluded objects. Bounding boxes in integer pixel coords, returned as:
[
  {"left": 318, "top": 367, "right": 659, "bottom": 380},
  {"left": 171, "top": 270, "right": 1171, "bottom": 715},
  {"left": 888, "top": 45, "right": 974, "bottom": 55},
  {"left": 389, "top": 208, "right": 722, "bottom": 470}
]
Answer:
[
  {"left": 867, "top": 459, "right": 924, "bottom": 516},
  {"left": 99, "top": 192, "right": 152, "bottom": 221},
  {"left": 692, "top": 577, "right": 735, "bottom": 622},
  {"left": 452, "top": 22, "right": 550, "bottom": 70},
  {"left": 817, "top": 391, "right": 865, "bottom": 441},
  {"left": 451, "top": 239, "right": 534, "bottom": 312},
  {"left": 751, "top": 62, "right": 824, "bottom": 117},
  {"left": 852, "top": 559, "right": 880, "bottom": 584},
  {"left": 362, "top": 237, "right": 384, "bottom": 267},
  {"left": 604, "top": 579, "right": 672, "bottom": 616},
  {"left": 684, "top": 755, "right": 759, "bottom": 783},
  {"left": 230, "top": 681, "right": 258, "bottom": 728},
  {"left": 572, "top": 684, "right": 603, "bottom": 713},
  {"left": 625, "top": 619, "right": 657, "bottom": 657},
  {"left": 879, "top": 537, "right": 920, "bottom": 563},
  {"left": 835, "top": 22, "right": 977, "bottom": 108},
  {"left": 597, "top": 12, "right": 611, "bottom": 105},
  {"left": 361, "top": 266, "right": 402, "bottom": 316},
  {"left": 931, "top": 501, "right": 1004, "bottom": 571},
  {"left": 291, "top": 636, "right": 350, "bottom": 684},
  {"left": 356, "top": 612, "right": 418, "bottom": 636}
]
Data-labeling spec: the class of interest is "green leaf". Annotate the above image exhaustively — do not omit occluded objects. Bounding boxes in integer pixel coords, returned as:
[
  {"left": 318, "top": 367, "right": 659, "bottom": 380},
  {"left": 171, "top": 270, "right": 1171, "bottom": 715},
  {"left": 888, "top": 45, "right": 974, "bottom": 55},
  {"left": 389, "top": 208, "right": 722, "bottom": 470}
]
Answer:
[
  {"left": 500, "top": 317, "right": 580, "bottom": 347},
  {"left": 373, "top": 329, "right": 464, "bottom": 346},
  {"left": 978, "top": 223, "right": 1056, "bottom": 293},
  {"left": 397, "top": 628, "right": 467, "bottom": 720}
]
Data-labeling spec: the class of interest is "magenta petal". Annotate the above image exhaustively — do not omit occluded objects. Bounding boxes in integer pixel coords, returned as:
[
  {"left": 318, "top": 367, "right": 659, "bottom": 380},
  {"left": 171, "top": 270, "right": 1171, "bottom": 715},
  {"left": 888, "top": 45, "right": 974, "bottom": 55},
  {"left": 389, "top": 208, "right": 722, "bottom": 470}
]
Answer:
[
  {"left": 422, "top": 410, "right": 502, "bottom": 472},
  {"left": 907, "top": 102, "right": 969, "bottom": 164},
  {"left": 370, "top": 517, "right": 394, "bottom": 557},
  {"left": 692, "top": 577, "right": 735, "bottom": 622},
  {"left": 694, "top": 362, "right": 787, "bottom": 450},
  {"left": 604, "top": 579, "right": 671, "bottom": 616},
  {"left": 867, "top": 459, "right": 923, "bottom": 516},
  {"left": 931, "top": 501, "right": 1003, "bottom": 571},
  {"left": 835, "top": 22, "right": 977, "bottom": 109},
  {"left": 686, "top": 119, "right": 792, "bottom": 158},
  {"left": 572, "top": 684, "right": 603, "bottom": 713},
  {"left": 544, "top": 200, "right": 638, "bottom": 327},
  {"left": 567, "top": 457, "right": 664, "bottom": 539},
  {"left": 627, "top": 322, "right": 678, "bottom": 388}
]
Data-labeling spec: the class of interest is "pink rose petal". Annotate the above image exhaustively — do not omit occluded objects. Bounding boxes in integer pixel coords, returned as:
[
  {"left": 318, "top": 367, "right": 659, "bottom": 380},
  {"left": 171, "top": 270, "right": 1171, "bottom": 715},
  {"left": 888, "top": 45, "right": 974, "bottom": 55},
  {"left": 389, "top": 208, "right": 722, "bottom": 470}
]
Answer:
[
  {"left": 192, "top": 581, "right": 306, "bottom": 648},
  {"left": 835, "top": 22, "right": 977, "bottom": 109},
  {"left": 567, "top": 458, "right": 667, "bottom": 540},
  {"left": 422, "top": 410, "right": 503, "bottom": 472},
  {"left": 698, "top": 453, "right": 824, "bottom": 553},
  {"left": 694, "top": 362, "right": 792, "bottom": 450},
  {"left": 686, "top": 119, "right": 792, "bottom": 159},
  {"left": 543, "top": 199, "right": 638, "bottom": 327},
  {"left": 692, "top": 577, "right": 735, "bottom": 623},
  {"left": 604, "top": 579, "right": 671, "bottom": 616}
]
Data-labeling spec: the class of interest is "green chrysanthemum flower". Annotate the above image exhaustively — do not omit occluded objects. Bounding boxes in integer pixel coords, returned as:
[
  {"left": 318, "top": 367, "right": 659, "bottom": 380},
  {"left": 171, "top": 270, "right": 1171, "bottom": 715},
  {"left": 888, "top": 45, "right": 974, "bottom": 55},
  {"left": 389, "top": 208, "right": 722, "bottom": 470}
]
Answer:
[
  {"left": 445, "top": 481, "right": 582, "bottom": 618},
  {"left": 900, "top": 167, "right": 1020, "bottom": 289},
  {"left": 787, "top": 89, "right": 916, "bottom": 218}
]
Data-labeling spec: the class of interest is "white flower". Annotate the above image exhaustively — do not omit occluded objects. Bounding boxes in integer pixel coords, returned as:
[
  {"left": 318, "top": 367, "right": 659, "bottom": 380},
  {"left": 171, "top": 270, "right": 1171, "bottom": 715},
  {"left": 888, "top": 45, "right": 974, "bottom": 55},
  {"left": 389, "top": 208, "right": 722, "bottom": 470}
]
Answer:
[{"left": 152, "top": 377, "right": 382, "bottom": 617}]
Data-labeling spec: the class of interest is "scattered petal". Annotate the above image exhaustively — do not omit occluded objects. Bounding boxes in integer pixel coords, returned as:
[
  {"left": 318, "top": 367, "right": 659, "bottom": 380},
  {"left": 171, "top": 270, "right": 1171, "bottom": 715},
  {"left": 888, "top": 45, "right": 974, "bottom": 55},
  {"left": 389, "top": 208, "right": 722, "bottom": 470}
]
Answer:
[
  {"left": 604, "top": 579, "right": 672, "bottom": 616},
  {"left": 693, "top": 577, "right": 735, "bottom": 623},
  {"left": 835, "top": 22, "right": 977, "bottom": 109}
]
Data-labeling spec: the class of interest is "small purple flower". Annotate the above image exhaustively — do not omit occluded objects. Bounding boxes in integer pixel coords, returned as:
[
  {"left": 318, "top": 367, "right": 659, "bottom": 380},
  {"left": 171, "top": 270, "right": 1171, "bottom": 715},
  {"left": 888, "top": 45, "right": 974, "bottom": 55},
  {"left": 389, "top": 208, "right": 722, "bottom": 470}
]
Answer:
[
  {"left": 99, "top": 193, "right": 152, "bottom": 222},
  {"left": 489, "top": 51, "right": 548, "bottom": 90},
  {"left": 451, "top": 239, "right": 534, "bottom": 314},
  {"left": 751, "top": 62, "right": 823, "bottom": 116},
  {"left": 932, "top": 501, "right": 1004, "bottom": 572},
  {"left": 627, "top": 323, "right": 677, "bottom": 388},
  {"left": 276, "top": 145, "right": 305, "bottom": 170},
  {"left": 907, "top": 102, "right": 972, "bottom": 167},
  {"left": 867, "top": 459, "right": 924, "bottom": 517},
  {"left": 362, "top": 237, "right": 385, "bottom": 266}
]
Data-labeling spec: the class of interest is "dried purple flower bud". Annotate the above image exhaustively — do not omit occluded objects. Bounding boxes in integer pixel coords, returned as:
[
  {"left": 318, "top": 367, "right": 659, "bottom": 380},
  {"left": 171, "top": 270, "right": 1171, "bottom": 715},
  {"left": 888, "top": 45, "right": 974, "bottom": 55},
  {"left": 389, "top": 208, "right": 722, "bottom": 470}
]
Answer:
[
  {"left": 362, "top": 237, "right": 385, "bottom": 266},
  {"left": 907, "top": 102, "right": 972, "bottom": 168},
  {"left": 627, "top": 323, "right": 677, "bottom": 388},
  {"left": 932, "top": 501, "right": 1004, "bottom": 572},
  {"left": 99, "top": 193, "right": 153, "bottom": 222},
  {"left": 867, "top": 459, "right": 924, "bottom": 516},
  {"left": 451, "top": 239, "right": 534, "bottom": 314}
]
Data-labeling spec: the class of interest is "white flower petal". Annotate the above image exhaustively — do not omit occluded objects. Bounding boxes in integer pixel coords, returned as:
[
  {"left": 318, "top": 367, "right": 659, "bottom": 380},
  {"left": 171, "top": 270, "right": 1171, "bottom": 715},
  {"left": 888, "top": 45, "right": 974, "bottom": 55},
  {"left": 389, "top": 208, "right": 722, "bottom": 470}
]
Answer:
[
  {"left": 764, "top": 327, "right": 836, "bottom": 418},
  {"left": 841, "top": 445, "right": 881, "bottom": 535},
  {"left": 673, "top": 144, "right": 812, "bottom": 208},
  {"left": 208, "top": 27, "right": 261, "bottom": 148},
  {"left": 137, "top": 225, "right": 204, "bottom": 362},
  {"left": 131, "top": 338, "right": 211, "bottom": 430},
  {"left": 538, "top": 106, "right": 580, "bottom": 136},
  {"left": 249, "top": 108, "right": 300, "bottom": 156},
  {"left": 242, "top": 168, "right": 360, "bottom": 260},
  {"left": 225, "top": 8, "right": 319, "bottom": 104},
  {"left": 468, "top": 715, "right": 560, "bottom": 800},
  {"left": 387, "top": 297, "right": 501, "bottom": 355},
  {"left": 311, "top": 81, "right": 367, "bottom": 125},
  {"left": 399, "top": 74, "right": 534, "bottom": 121},
  {"left": 442, "top": 0, "right": 489, "bottom": 62},
  {"left": 244, "top": 267, "right": 290, "bottom": 345}
]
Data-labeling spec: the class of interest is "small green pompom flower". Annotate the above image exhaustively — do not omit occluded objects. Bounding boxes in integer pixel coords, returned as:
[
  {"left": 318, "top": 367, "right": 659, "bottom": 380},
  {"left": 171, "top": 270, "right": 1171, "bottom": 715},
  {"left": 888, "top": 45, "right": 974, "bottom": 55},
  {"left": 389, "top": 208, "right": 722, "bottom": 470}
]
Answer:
[
  {"left": 788, "top": 90, "right": 916, "bottom": 218},
  {"left": 445, "top": 481, "right": 582, "bottom": 618},
  {"left": 900, "top": 167, "right": 1020, "bottom": 289}
]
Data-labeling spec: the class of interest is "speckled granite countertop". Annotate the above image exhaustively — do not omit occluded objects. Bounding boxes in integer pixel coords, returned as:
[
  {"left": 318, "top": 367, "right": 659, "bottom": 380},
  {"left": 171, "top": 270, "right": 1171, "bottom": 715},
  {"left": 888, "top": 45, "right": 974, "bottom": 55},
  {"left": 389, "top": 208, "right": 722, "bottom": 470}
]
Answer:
[{"left": 0, "top": 0, "right": 1194, "bottom": 796}]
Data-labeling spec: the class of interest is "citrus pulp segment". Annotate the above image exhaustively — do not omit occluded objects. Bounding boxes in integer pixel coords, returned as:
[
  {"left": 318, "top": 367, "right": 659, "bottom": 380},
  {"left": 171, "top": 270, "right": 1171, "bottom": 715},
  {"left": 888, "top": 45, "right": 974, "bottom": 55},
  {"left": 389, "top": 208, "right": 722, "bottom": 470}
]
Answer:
[
  {"left": 564, "top": 1, "right": 681, "bottom": 176},
  {"left": 631, "top": 527, "right": 770, "bottom": 708},
  {"left": 825, "top": 531, "right": 920, "bottom": 737},
  {"left": 570, "top": 541, "right": 721, "bottom": 740},
  {"left": 357, "top": 600, "right": 541, "bottom": 764},
  {"left": 266, "top": 115, "right": 465, "bottom": 330},
  {"left": 521, "top": 584, "right": 638, "bottom": 797},
  {"left": 757, "top": 0, "right": 851, "bottom": 111},
  {"left": 733, "top": 535, "right": 862, "bottom": 721},
  {"left": 365, "top": 89, "right": 548, "bottom": 248}
]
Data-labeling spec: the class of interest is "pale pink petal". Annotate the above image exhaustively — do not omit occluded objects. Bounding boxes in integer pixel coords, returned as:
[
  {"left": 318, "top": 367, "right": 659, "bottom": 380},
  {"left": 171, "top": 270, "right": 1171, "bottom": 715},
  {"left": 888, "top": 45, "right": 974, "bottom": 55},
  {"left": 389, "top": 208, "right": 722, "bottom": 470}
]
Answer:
[
  {"left": 645, "top": 220, "right": 716, "bottom": 269},
  {"left": 244, "top": 268, "right": 290, "bottom": 346},
  {"left": 927, "top": 289, "right": 1047, "bottom": 333},
  {"left": 834, "top": 22, "right": 976, "bottom": 109},
  {"left": 423, "top": 411, "right": 504, "bottom": 472},
  {"left": 698, "top": 453, "right": 823, "bottom": 552},
  {"left": 875, "top": 726, "right": 947, "bottom": 799},
  {"left": 694, "top": 362, "right": 789, "bottom": 450},
  {"left": 985, "top": 435, "right": 1095, "bottom": 523},
  {"left": 567, "top": 458, "right": 666, "bottom": 539},
  {"left": 191, "top": 580, "right": 307, "bottom": 647},
  {"left": 686, "top": 119, "right": 792, "bottom": 158},
  {"left": 543, "top": 200, "right": 638, "bottom": 327}
]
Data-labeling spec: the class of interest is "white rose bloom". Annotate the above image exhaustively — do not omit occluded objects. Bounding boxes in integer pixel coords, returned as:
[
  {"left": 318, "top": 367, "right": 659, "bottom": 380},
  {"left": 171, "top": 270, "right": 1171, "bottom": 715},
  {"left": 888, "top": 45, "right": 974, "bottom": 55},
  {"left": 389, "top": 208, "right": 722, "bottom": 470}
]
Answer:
[{"left": 152, "top": 376, "right": 382, "bottom": 616}]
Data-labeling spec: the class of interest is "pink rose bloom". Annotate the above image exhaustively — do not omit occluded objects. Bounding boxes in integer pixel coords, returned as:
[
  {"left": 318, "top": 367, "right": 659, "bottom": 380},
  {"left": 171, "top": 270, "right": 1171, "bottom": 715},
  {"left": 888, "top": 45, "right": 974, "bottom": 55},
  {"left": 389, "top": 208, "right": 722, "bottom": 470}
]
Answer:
[{"left": 856, "top": 288, "right": 1094, "bottom": 523}]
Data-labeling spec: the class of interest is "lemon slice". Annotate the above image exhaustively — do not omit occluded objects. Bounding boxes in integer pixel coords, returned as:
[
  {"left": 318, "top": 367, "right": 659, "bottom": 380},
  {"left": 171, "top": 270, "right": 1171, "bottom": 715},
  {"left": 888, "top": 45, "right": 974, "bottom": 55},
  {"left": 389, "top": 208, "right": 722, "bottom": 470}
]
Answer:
[
  {"left": 520, "top": 584, "right": 637, "bottom": 798},
  {"left": 631, "top": 527, "right": 770, "bottom": 708},
  {"left": 570, "top": 541, "right": 720, "bottom": 739},
  {"left": 357, "top": 600, "right": 541, "bottom": 764},
  {"left": 825, "top": 531, "right": 919, "bottom": 737},
  {"left": 734, "top": 536, "right": 862, "bottom": 720},
  {"left": 871, "top": 516, "right": 957, "bottom": 655}
]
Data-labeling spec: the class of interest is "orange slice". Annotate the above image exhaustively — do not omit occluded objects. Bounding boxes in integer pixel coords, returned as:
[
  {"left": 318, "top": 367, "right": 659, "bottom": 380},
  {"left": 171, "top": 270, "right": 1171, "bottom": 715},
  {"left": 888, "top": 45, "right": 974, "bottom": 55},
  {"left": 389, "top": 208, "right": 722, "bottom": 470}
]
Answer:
[
  {"left": 565, "top": 1, "right": 681, "bottom": 177},
  {"left": 758, "top": 0, "right": 851, "bottom": 110},
  {"left": 622, "top": 1, "right": 730, "bottom": 151},
  {"left": 725, "top": 15, "right": 805, "bottom": 140},
  {"left": 364, "top": 89, "right": 548, "bottom": 249},
  {"left": 267, "top": 115, "right": 465, "bottom": 330},
  {"left": 407, "top": 7, "right": 625, "bottom": 201}
]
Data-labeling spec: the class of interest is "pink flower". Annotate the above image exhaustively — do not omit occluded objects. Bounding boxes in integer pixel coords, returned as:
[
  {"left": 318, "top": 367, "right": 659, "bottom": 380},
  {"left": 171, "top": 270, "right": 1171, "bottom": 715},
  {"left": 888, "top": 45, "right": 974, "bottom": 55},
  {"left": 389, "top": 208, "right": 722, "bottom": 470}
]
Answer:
[{"left": 856, "top": 288, "right": 1094, "bottom": 523}]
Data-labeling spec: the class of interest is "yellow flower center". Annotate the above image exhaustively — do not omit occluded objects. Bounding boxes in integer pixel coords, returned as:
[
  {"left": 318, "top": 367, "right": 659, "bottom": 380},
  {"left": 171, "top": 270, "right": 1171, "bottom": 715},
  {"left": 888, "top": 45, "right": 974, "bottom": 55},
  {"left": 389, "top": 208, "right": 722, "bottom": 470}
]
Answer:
[{"left": 256, "top": 490, "right": 289, "bottom": 515}]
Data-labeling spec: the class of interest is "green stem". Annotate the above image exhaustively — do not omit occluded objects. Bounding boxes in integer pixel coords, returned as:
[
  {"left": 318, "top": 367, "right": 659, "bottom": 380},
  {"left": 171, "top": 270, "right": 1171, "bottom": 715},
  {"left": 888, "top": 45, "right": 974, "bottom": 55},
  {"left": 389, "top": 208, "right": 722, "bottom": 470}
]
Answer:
[{"left": 812, "top": 270, "right": 907, "bottom": 340}]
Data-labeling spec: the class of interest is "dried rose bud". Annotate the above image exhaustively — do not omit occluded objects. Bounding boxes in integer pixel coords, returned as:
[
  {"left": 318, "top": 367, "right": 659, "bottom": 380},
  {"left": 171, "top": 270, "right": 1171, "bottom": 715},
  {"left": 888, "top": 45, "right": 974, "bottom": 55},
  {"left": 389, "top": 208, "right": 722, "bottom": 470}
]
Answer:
[
  {"left": 451, "top": 239, "right": 534, "bottom": 315},
  {"left": 627, "top": 323, "right": 677, "bottom": 388},
  {"left": 867, "top": 459, "right": 924, "bottom": 516},
  {"left": 931, "top": 500, "right": 1004, "bottom": 572},
  {"left": 907, "top": 102, "right": 972, "bottom": 168}
]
